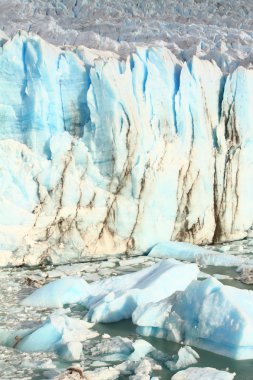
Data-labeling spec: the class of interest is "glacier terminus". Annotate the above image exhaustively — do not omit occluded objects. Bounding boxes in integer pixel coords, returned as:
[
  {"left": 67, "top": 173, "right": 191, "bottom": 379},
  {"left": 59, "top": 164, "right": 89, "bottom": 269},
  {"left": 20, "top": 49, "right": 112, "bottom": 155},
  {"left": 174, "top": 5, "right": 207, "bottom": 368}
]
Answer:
[{"left": 0, "top": 31, "right": 253, "bottom": 265}]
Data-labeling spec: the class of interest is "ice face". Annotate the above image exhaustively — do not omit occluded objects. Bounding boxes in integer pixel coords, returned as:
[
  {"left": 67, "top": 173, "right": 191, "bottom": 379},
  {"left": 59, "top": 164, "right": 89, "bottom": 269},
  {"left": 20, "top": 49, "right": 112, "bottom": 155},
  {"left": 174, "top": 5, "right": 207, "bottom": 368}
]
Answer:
[
  {"left": 0, "top": 32, "right": 253, "bottom": 265},
  {"left": 133, "top": 277, "right": 253, "bottom": 360}
]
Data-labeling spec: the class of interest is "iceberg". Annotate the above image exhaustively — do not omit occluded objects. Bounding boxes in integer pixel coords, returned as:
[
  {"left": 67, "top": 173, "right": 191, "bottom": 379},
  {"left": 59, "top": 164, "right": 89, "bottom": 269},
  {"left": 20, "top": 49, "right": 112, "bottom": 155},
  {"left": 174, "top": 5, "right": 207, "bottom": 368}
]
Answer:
[
  {"left": 21, "top": 276, "right": 90, "bottom": 308},
  {"left": 0, "top": 32, "right": 253, "bottom": 265},
  {"left": 1, "top": 314, "right": 98, "bottom": 360},
  {"left": 236, "top": 265, "right": 253, "bottom": 284},
  {"left": 171, "top": 367, "right": 236, "bottom": 380},
  {"left": 89, "top": 336, "right": 135, "bottom": 362},
  {"left": 89, "top": 336, "right": 154, "bottom": 363},
  {"left": 83, "top": 259, "right": 199, "bottom": 323},
  {"left": 133, "top": 277, "right": 253, "bottom": 360},
  {"left": 148, "top": 241, "right": 246, "bottom": 267},
  {"left": 22, "top": 260, "right": 199, "bottom": 323},
  {"left": 165, "top": 346, "right": 199, "bottom": 371}
]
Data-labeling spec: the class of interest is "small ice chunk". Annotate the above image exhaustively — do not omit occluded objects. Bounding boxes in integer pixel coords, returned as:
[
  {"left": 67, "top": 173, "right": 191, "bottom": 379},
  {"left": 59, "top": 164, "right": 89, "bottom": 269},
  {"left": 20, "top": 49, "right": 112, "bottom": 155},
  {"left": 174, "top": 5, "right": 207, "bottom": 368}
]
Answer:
[
  {"left": 129, "top": 339, "right": 155, "bottom": 361},
  {"left": 98, "top": 261, "right": 116, "bottom": 269},
  {"left": 90, "top": 360, "right": 108, "bottom": 367},
  {"left": 236, "top": 266, "right": 253, "bottom": 284},
  {"left": 119, "top": 257, "right": 149, "bottom": 267},
  {"left": 171, "top": 367, "right": 236, "bottom": 379},
  {"left": 24, "top": 274, "right": 46, "bottom": 288},
  {"left": 213, "top": 274, "right": 233, "bottom": 280},
  {"left": 198, "top": 272, "right": 211, "bottom": 279},
  {"left": 218, "top": 246, "right": 231, "bottom": 253},
  {"left": 90, "top": 336, "right": 134, "bottom": 362},
  {"left": 56, "top": 341, "right": 83, "bottom": 361},
  {"left": 21, "top": 358, "right": 56, "bottom": 369},
  {"left": 116, "top": 358, "right": 154, "bottom": 378},
  {"left": 134, "top": 359, "right": 152, "bottom": 375},
  {"left": 83, "top": 367, "right": 120, "bottom": 380},
  {"left": 165, "top": 346, "right": 199, "bottom": 371},
  {"left": 53, "top": 367, "right": 84, "bottom": 379},
  {"left": 102, "top": 334, "right": 111, "bottom": 339}
]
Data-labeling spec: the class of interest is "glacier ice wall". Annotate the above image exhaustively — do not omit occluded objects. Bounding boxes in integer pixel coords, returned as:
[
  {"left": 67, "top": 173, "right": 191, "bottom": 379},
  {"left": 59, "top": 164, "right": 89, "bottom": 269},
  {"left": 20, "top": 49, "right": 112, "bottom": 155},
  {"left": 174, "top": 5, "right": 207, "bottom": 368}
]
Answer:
[{"left": 0, "top": 31, "right": 253, "bottom": 265}]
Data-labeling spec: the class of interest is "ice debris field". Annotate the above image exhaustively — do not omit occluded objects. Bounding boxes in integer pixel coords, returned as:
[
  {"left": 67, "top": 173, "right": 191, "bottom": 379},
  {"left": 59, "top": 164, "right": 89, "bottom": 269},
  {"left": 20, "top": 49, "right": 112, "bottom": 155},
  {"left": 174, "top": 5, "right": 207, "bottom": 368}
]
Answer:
[{"left": 1, "top": 240, "right": 253, "bottom": 379}]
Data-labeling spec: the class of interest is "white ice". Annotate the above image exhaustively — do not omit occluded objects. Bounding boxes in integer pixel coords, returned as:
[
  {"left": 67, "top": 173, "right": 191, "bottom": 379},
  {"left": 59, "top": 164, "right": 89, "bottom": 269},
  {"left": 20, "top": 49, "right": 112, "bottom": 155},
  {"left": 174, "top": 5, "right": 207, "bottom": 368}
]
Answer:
[
  {"left": 165, "top": 346, "right": 199, "bottom": 371},
  {"left": 171, "top": 367, "right": 236, "bottom": 380},
  {"left": 83, "top": 260, "right": 199, "bottom": 323},
  {"left": 22, "top": 260, "right": 199, "bottom": 323}
]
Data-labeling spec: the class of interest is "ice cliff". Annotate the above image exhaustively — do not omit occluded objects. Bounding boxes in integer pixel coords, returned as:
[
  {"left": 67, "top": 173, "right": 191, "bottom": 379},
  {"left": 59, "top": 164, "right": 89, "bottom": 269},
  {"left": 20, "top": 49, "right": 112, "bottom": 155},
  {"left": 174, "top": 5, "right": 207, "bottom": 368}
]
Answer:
[{"left": 1, "top": 31, "right": 253, "bottom": 265}]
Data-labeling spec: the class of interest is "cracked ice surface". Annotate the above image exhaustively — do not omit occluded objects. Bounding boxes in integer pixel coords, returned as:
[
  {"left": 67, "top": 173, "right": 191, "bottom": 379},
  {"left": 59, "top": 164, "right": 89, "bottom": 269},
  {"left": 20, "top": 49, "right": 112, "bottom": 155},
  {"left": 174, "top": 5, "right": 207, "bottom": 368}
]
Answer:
[
  {"left": 1, "top": 32, "right": 253, "bottom": 264},
  {"left": 1, "top": 1, "right": 253, "bottom": 72}
]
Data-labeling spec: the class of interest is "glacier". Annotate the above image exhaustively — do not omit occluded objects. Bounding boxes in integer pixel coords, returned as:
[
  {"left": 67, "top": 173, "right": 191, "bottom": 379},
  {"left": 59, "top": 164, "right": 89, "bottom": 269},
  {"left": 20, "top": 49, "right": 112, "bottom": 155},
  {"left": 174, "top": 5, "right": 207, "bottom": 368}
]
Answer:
[
  {"left": 133, "top": 277, "right": 253, "bottom": 360},
  {"left": 0, "top": 31, "right": 253, "bottom": 265}
]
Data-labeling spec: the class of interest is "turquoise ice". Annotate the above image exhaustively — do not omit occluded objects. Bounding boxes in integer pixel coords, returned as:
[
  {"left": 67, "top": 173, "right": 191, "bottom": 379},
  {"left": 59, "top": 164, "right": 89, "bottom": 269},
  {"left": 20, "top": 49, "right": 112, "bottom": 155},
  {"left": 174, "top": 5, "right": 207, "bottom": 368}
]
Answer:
[
  {"left": 133, "top": 277, "right": 253, "bottom": 360},
  {"left": 0, "top": 32, "right": 253, "bottom": 265}
]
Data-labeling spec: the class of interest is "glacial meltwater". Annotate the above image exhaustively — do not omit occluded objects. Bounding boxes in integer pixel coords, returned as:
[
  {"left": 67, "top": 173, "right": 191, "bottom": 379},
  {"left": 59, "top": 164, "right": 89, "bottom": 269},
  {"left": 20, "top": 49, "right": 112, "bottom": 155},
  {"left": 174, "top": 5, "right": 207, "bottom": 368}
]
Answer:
[{"left": 1, "top": 239, "right": 253, "bottom": 379}]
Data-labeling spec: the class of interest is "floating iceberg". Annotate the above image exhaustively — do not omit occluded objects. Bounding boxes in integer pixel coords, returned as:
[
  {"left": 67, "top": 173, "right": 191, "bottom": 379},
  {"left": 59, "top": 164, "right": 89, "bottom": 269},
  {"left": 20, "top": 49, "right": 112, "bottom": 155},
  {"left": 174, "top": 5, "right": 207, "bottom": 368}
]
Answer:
[
  {"left": 171, "top": 367, "right": 236, "bottom": 380},
  {"left": 1, "top": 314, "right": 98, "bottom": 361},
  {"left": 165, "top": 346, "right": 199, "bottom": 371},
  {"left": 89, "top": 336, "right": 135, "bottom": 362},
  {"left": 22, "top": 260, "right": 199, "bottom": 323},
  {"left": 148, "top": 241, "right": 246, "bottom": 267},
  {"left": 83, "top": 260, "right": 199, "bottom": 323},
  {"left": 133, "top": 277, "right": 253, "bottom": 360},
  {"left": 21, "top": 277, "right": 90, "bottom": 308},
  {"left": 89, "top": 336, "right": 154, "bottom": 363}
]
